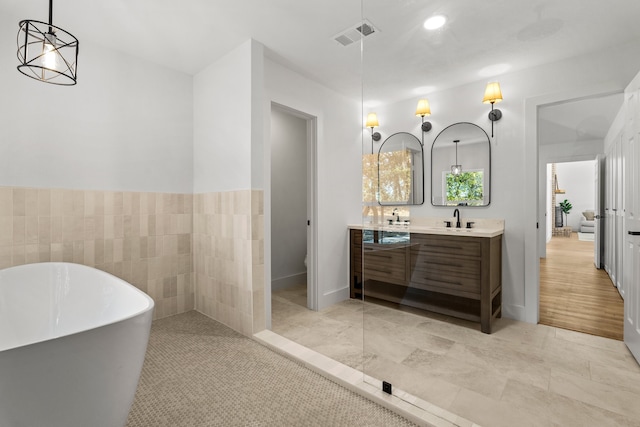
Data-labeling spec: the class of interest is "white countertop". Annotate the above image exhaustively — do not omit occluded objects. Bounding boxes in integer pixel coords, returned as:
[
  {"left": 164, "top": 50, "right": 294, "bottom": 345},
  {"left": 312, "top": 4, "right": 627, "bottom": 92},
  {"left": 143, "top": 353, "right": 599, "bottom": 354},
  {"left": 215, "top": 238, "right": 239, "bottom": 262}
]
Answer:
[{"left": 349, "top": 218, "right": 504, "bottom": 238}]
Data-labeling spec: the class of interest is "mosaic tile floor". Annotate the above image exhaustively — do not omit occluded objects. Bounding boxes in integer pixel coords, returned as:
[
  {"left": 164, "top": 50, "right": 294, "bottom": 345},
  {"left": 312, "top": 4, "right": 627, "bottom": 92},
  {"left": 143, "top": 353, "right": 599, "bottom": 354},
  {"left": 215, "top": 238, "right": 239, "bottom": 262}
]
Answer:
[
  {"left": 126, "top": 311, "right": 417, "bottom": 427},
  {"left": 272, "top": 284, "right": 640, "bottom": 427}
]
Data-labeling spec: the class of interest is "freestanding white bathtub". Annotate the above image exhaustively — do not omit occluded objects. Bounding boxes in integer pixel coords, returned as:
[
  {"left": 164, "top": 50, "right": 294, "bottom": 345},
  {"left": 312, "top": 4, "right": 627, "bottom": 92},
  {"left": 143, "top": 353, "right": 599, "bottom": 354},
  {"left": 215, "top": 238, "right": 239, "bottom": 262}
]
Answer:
[{"left": 0, "top": 262, "right": 154, "bottom": 427}]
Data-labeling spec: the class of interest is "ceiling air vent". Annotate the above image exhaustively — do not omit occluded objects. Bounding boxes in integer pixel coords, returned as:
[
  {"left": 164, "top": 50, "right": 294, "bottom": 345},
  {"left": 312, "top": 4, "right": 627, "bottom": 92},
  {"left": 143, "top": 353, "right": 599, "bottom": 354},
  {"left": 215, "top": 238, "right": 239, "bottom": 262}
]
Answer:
[{"left": 333, "top": 19, "right": 378, "bottom": 47}]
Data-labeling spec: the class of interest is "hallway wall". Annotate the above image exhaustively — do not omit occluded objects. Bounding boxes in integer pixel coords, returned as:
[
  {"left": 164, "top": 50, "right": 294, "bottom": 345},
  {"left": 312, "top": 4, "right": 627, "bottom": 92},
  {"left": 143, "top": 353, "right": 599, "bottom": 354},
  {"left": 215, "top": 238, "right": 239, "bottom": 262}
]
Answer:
[{"left": 555, "top": 161, "right": 596, "bottom": 230}]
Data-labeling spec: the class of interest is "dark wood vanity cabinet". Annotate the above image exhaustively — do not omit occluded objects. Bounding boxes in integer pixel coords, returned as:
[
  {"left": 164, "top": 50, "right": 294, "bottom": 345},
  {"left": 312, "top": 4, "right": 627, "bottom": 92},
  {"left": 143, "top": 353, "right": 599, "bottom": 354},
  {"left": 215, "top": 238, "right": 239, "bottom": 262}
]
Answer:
[
  {"left": 349, "top": 229, "right": 502, "bottom": 333},
  {"left": 349, "top": 229, "right": 409, "bottom": 298},
  {"left": 350, "top": 229, "right": 363, "bottom": 299}
]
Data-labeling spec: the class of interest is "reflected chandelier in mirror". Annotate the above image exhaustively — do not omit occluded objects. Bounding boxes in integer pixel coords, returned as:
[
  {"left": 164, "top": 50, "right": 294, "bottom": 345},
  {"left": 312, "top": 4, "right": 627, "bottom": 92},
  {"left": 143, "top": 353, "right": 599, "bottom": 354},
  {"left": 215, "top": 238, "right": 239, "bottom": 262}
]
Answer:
[{"left": 431, "top": 122, "right": 491, "bottom": 206}]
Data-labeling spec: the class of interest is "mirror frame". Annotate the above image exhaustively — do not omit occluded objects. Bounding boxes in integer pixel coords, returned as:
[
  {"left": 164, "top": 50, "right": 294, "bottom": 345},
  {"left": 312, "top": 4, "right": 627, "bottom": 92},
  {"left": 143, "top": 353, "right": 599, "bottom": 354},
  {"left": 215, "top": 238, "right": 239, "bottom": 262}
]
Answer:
[
  {"left": 430, "top": 122, "right": 491, "bottom": 207},
  {"left": 377, "top": 131, "right": 425, "bottom": 206}
]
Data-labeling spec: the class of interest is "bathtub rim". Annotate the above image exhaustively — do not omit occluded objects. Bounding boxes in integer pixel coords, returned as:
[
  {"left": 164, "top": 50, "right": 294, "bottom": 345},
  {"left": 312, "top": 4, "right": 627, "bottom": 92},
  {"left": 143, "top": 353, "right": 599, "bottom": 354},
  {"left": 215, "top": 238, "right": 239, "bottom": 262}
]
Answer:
[{"left": 0, "top": 262, "right": 155, "bottom": 353}]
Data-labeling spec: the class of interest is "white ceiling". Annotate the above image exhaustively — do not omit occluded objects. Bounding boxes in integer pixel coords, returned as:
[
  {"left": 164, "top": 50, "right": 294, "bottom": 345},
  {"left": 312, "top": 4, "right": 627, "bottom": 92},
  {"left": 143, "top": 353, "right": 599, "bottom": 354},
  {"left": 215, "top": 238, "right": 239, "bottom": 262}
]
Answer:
[
  {"left": 3, "top": 0, "right": 640, "bottom": 136},
  {"left": 539, "top": 94, "right": 624, "bottom": 145}
]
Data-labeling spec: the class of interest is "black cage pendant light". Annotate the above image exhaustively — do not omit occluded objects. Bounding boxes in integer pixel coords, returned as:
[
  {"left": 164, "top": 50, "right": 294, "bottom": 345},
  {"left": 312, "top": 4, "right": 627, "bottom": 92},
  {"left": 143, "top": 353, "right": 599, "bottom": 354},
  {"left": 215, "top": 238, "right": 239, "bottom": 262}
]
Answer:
[{"left": 17, "top": 0, "right": 79, "bottom": 85}]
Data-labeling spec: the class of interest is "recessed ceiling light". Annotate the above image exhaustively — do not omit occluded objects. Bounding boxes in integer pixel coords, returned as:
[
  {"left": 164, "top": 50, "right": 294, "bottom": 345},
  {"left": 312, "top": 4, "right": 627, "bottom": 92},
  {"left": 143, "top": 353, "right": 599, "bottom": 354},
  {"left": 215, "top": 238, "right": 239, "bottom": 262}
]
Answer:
[
  {"left": 478, "top": 63, "right": 512, "bottom": 77},
  {"left": 364, "top": 100, "right": 383, "bottom": 108},
  {"left": 412, "top": 86, "right": 436, "bottom": 96},
  {"left": 424, "top": 15, "right": 446, "bottom": 31}
]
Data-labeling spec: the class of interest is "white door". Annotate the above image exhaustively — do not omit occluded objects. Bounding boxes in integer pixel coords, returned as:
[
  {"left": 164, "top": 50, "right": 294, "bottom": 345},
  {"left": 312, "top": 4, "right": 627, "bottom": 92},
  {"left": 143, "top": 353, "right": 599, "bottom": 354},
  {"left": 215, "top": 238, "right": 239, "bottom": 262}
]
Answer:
[
  {"left": 624, "top": 83, "right": 640, "bottom": 364},
  {"left": 617, "top": 136, "right": 625, "bottom": 294},
  {"left": 594, "top": 155, "right": 604, "bottom": 268}
]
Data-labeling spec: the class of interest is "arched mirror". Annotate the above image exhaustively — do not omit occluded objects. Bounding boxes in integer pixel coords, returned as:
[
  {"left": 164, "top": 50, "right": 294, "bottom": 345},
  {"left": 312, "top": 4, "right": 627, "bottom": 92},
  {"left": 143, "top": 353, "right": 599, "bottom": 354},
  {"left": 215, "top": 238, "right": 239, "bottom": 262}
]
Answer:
[
  {"left": 377, "top": 132, "right": 424, "bottom": 205},
  {"left": 431, "top": 122, "right": 491, "bottom": 206}
]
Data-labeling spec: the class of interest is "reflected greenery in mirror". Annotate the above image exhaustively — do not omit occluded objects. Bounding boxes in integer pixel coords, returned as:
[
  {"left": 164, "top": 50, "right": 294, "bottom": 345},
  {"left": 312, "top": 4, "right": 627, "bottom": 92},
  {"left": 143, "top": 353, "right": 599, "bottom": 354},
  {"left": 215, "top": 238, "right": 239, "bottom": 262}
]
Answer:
[
  {"left": 431, "top": 123, "right": 491, "bottom": 206},
  {"left": 377, "top": 132, "right": 424, "bottom": 205}
]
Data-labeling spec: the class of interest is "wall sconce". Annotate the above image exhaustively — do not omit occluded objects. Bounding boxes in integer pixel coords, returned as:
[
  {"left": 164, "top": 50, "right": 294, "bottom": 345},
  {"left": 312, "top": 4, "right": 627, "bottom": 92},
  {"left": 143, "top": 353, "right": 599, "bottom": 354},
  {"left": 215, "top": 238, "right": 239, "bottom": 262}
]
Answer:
[
  {"left": 415, "top": 99, "right": 432, "bottom": 133},
  {"left": 451, "top": 139, "right": 462, "bottom": 175},
  {"left": 365, "top": 112, "right": 381, "bottom": 153},
  {"left": 482, "top": 82, "right": 503, "bottom": 137},
  {"left": 17, "top": 0, "right": 79, "bottom": 85}
]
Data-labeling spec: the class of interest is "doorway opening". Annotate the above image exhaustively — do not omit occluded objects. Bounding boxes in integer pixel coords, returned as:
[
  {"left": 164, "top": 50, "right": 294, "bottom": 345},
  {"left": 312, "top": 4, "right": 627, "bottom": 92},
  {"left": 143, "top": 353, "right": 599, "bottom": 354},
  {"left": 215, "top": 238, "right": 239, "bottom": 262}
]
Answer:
[
  {"left": 269, "top": 103, "right": 318, "bottom": 325},
  {"left": 536, "top": 94, "right": 624, "bottom": 339}
]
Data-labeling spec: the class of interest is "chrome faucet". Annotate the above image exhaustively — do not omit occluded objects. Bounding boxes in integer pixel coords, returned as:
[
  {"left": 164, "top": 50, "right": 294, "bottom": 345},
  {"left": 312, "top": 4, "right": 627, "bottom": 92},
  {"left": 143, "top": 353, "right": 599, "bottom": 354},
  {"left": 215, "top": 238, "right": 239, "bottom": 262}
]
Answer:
[
  {"left": 453, "top": 208, "right": 461, "bottom": 228},
  {"left": 392, "top": 208, "right": 400, "bottom": 222}
]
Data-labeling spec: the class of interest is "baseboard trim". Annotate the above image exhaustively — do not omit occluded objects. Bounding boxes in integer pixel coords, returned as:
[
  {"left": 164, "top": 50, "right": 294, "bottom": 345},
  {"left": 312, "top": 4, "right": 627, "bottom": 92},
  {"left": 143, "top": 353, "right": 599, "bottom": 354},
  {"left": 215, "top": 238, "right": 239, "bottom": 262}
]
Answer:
[
  {"left": 271, "top": 272, "right": 307, "bottom": 291},
  {"left": 503, "top": 303, "right": 527, "bottom": 322},
  {"left": 318, "top": 286, "right": 349, "bottom": 311}
]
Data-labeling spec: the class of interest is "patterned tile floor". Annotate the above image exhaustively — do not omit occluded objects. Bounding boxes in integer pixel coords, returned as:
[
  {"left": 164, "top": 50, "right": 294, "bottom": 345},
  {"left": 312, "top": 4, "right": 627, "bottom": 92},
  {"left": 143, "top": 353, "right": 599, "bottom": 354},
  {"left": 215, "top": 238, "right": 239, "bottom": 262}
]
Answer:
[
  {"left": 126, "top": 311, "right": 418, "bottom": 427},
  {"left": 272, "top": 284, "right": 640, "bottom": 427}
]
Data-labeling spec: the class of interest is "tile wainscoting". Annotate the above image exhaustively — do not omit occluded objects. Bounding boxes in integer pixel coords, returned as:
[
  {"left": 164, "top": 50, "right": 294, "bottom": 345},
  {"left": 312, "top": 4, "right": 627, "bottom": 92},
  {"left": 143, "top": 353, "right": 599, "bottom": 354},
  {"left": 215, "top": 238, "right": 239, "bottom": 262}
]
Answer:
[
  {"left": 0, "top": 187, "right": 194, "bottom": 319},
  {"left": 193, "top": 190, "right": 265, "bottom": 336},
  {"left": 0, "top": 186, "right": 265, "bottom": 333}
]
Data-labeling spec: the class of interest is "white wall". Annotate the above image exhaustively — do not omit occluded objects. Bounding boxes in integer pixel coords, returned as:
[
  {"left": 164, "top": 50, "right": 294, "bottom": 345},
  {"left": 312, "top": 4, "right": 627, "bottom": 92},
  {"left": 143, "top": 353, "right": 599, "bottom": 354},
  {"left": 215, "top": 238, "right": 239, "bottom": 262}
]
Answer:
[
  {"left": 270, "top": 108, "right": 307, "bottom": 284},
  {"left": 605, "top": 107, "right": 625, "bottom": 153},
  {"left": 264, "top": 57, "right": 361, "bottom": 310},
  {"left": 0, "top": 13, "right": 193, "bottom": 193},
  {"left": 555, "top": 161, "right": 596, "bottom": 230},
  {"left": 193, "top": 40, "right": 259, "bottom": 193},
  {"left": 367, "top": 39, "right": 640, "bottom": 321}
]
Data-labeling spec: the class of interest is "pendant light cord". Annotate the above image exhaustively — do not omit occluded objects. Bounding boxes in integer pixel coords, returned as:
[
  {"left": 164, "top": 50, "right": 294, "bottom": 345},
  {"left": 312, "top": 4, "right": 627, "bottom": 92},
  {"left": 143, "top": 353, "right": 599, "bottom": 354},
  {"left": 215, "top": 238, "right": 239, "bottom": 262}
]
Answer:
[
  {"left": 455, "top": 141, "right": 458, "bottom": 164},
  {"left": 48, "top": 0, "right": 53, "bottom": 33}
]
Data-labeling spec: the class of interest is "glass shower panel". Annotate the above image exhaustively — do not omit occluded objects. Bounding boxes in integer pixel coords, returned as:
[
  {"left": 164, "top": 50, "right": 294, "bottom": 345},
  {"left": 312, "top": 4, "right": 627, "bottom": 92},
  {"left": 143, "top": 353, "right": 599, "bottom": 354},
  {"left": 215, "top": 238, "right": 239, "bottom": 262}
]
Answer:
[{"left": 359, "top": 0, "right": 422, "bottom": 411}]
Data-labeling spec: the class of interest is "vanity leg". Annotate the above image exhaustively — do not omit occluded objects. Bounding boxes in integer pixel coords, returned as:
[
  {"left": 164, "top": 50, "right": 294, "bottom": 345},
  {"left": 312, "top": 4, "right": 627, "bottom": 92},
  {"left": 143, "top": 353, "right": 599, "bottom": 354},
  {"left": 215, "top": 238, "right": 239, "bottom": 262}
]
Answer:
[{"left": 480, "top": 311, "right": 491, "bottom": 334}]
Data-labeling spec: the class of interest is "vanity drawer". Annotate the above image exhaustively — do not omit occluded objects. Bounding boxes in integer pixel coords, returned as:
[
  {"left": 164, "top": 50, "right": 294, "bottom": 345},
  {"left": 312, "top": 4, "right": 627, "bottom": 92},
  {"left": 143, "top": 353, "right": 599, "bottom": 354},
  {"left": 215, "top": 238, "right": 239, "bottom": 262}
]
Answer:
[
  {"left": 412, "top": 252, "right": 479, "bottom": 275},
  {"left": 410, "top": 233, "right": 481, "bottom": 258},
  {"left": 409, "top": 242, "right": 481, "bottom": 296},
  {"left": 409, "top": 267, "right": 480, "bottom": 296},
  {"left": 363, "top": 246, "right": 407, "bottom": 284}
]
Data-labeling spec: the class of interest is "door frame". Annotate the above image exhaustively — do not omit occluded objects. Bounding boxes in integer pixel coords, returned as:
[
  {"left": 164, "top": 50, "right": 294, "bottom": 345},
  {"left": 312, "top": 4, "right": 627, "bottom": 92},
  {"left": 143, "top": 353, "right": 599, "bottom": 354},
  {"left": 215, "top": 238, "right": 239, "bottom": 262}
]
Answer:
[
  {"left": 594, "top": 154, "right": 605, "bottom": 269},
  {"left": 265, "top": 102, "right": 318, "bottom": 329},
  {"left": 524, "top": 82, "right": 622, "bottom": 324}
]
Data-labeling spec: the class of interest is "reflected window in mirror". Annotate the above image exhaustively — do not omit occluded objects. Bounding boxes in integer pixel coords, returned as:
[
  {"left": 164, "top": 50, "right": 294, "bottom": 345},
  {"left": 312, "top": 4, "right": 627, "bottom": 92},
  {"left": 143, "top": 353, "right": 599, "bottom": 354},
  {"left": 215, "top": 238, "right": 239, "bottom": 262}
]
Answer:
[
  {"left": 362, "top": 153, "right": 385, "bottom": 223},
  {"left": 444, "top": 170, "right": 485, "bottom": 206},
  {"left": 362, "top": 153, "right": 378, "bottom": 205},
  {"left": 431, "top": 122, "right": 491, "bottom": 206},
  {"left": 378, "top": 148, "right": 413, "bottom": 203},
  {"left": 377, "top": 132, "right": 424, "bottom": 206}
]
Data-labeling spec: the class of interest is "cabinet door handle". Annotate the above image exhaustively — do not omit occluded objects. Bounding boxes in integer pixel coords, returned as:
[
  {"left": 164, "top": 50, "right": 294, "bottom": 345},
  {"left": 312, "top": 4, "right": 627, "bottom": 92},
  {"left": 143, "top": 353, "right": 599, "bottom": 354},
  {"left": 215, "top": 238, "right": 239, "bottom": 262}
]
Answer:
[{"left": 629, "top": 231, "right": 640, "bottom": 236}]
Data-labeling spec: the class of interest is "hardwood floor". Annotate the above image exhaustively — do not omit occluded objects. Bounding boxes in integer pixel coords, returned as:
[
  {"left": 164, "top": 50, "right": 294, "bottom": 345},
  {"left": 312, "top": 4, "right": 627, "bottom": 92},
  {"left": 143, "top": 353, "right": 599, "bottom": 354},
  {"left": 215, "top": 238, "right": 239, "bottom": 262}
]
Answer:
[{"left": 540, "top": 232, "right": 624, "bottom": 340}]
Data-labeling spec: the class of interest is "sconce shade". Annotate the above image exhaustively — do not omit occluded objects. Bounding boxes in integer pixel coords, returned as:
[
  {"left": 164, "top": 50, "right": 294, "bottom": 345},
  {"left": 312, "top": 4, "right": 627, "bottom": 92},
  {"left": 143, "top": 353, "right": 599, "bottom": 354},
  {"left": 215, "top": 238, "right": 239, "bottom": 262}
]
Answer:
[
  {"left": 365, "top": 112, "right": 379, "bottom": 128},
  {"left": 415, "top": 99, "right": 431, "bottom": 117},
  {"left": 17, "top": 0, "right": 79, "bottom": 85},
  {"left": 482, "top": 82, "right": 503, "bottom": 104}
]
